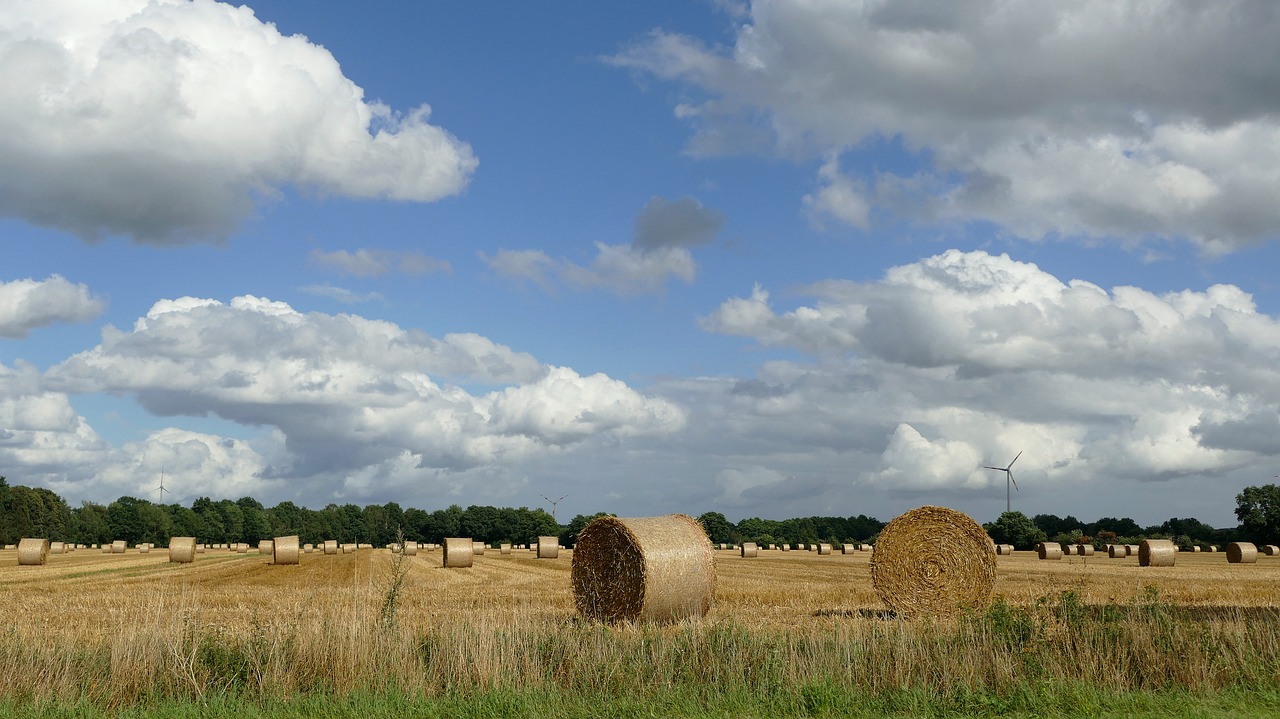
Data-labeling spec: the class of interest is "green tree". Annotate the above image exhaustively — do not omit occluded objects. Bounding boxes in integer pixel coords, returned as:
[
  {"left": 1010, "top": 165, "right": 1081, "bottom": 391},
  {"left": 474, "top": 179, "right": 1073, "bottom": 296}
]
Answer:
[
  {"left": 106, "top": 496, "right": 148, "bottom": 543},
  {"left": 697, "top": 511, "right": 735, "bottom": 544},
  {"left": 983, "top": 511, "right": 1047, "bottom": 550},
  {"left": 1236, "top": 484, "right": 1280, "bottom": 545}
]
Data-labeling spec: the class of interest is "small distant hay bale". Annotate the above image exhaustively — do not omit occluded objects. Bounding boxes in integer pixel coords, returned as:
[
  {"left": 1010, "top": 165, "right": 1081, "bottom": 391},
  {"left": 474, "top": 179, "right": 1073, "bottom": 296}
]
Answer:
[
  {"left": 358, "top": 543, "right": 372, "bottom": 550},
  {"left": 389, "top": 543, "right": 401, "bottom": 553},
  {"left": 472, "top": 541, "right": 486, "bottom": 556},
  {"left": 1108, "top": 544, "right": 1127, "bottom": 558},
  {"left": 1139, "top": 539, "right": 1176, "bottom": 567},
  {"left": 443, "top": 537, "right": 474, "bottom": 568},
  {"left": 1191, "top": 546, "right": 1202, "bottom": 553},
  {"left": 50, "top": 541, "right": 65, "bottom": 555},
  {"left": 571, "top": 514, "right": 715, "bottom": 624},
  {"left": 111, "top": 540, "right": 127, "bottom": 554},
  {"left": 1262, "top": 545, "right": 1280, "bottom": 556},
  {"left": 303, "top": 543, "right": 314, "bottom": 553},
  {"left": 235, "top": 543, "right": 249, "bottom": 553},
  {"left": 1037, "top": 542, "right": 1063, "bottom": 560},
  {"left": 781, "top": 545, "right": 790, "bottom": 552},
  {"left": 138, "top": 544, "right": 151, "bottom": 554},
  {"left": 859, "top": 544, "right": 872, "bottom": 551},
  {"left": 869, "top": 506, "right": 996, "bottom": 619},
  {"left": 273, "top": 536, "right": 300, "bottom": 565},
  {"left": 741, "top": 542, "right": 759, "bottom": 558},
  {"left": 500, "top": 543, "right": 512, "bottom": 555},
  {"left": 1207, "top": 545, "right": 1218, "bottom": 553},
  {"left": 101, "top": 544, "right": 111, "bottom": 554},
  {"left": 17, "top": 538, "right": 50, "bottom": 566},
  {"left": 768, "top": 543, "right": 777, "bottom": 550},
  {"left": 797, "top": 543, "right": 807, "bottom": 551},
  {"left": 996, "top": 544, "right": 1014, "bottom": 555},
  {"left": 169, "top": 537, "right": 197, "bottom": 563},
  {"left": 537, "top": 536, "right": 560, "bottom": 559},
  {"left": 341, "top": 543, "right": 357, "bottom": 554},
  {"left": 403, "top": 541, "right": 419, "bottom": 556},
  {"left": 258, "top": 540, "right": 273, "bottom": 555},
  {"left": 324, "top": 540, "right": 338, "bottom": 555},
  {"left": 817, "top": 543, "right": 832, "bottom": 555},
  {"left": 1226, "top": 542, "right": 1258, "bottom": 564},
  {"left": 1126, "top": 544, "right": 1139, "bottom": 556},
  {"left": 1076, "top": 544, "right": 1095, "bottom": 556},
  {"left": 196, "top": 544, "right": 206, "bottom": 554}
]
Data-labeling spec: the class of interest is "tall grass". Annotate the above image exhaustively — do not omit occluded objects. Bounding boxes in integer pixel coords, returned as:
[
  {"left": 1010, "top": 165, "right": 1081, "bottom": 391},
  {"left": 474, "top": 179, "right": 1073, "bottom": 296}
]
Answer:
[{"left": 2, "top": 582, "right": 1279, "bottom": 709}]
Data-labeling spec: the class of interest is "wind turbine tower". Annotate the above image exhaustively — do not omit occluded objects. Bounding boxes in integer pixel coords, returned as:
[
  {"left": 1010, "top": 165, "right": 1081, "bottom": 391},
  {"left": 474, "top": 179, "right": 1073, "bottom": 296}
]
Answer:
[{"left": 984, "top": 451, "right": 1022, "bottom": 514}]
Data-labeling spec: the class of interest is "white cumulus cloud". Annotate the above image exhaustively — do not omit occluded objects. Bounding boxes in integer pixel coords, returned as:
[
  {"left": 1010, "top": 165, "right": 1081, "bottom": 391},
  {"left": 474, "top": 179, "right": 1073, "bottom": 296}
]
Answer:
[{"left": 0, "top": 275, "right": 105, "bottom": 337}]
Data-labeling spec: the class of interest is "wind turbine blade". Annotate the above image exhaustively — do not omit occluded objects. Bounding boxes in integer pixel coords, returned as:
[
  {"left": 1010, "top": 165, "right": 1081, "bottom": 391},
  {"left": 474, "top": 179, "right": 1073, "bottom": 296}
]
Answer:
[
  {"left": 1008, "top": 471, "right": 1019, "bottom": 492},
  {"left": 1008, "top": 451, "right": 1022, "bottom": 469},
  {"left": 983, "top": 466, "right": 1002, "bottom": 471}
]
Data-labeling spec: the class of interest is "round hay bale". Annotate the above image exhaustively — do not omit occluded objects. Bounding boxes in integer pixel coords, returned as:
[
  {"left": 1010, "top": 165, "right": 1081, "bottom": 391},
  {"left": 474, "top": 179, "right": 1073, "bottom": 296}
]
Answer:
[
  {"left": 17, "top": 538, "right": 50, "bottom": 565},
  {"left": 500, "top": 543, "right": 512, "bottom": 555},
  {"left": 168, "top": 537, "right": 196, "bottom": 563},
  {"left": 1191, "top": 546, "right": 1201, "bottom": 552},
  {"left": 236, "top": 543, "right": 248, "bottom": 553},
  {"left": 443, "top": 537, "right": 474, "bottom": 568},
  {"left": 1076, "top": 544, "right": 1095, "bottom": 556},
  {"left": 768, "top": 543, "right": 777, "bottom": 550},
  {"left": 1207, "top": 545, "right": 1218, "bottom": 553},
  {"left": 996, "top": 544, "right": 1014, "bottom": 556},
  {"left": 841, "top": 544, "right": 855, "bottom": 555},
  {"left": 537, "top": 536, "right": 560, "bottom": 559},
  {"left": 303, "top": 543, "right": 314, "bottom": 553},
  {"left": 571, "top": 514, "right": 715, "bottom": 624},
  {"left": 1262, "top": 545, "right": 1279, "bottom": 556},
  {"left": 111, "top": 540, "right": 127, "bottom": 554},
  {"left": 49, "top": 541, "right": 65, "bottom": 555},
  {"left": 1139, "top": 538, "right": 1176, "bottom": 567},
  {"left": 471, "top": 541, "right": 486, "bottom": 556},
  {"left": 323, "top": 540, "right": 338, "bottom": 555},
  {"left": 741, "top": 542, "right": 759, "bottom": 558},
  {"left": 273, "top": 536, "right": 300, "bottom": 565},
  {"left": 258, "top": 540, "right": 273, "bottom": 555},
  {"left": 817, "top": 543, "right": 832, "bottom": 555},
  {"left": 1226, "top": 542, "right": 1258, "bottom": 564},
  {"left": 403, "top": 541, "right": 418, "bottom": 556},
  {"left": 1037, "top": 542, "right": 1063, "bottom": 560},
  {"left": 1108, "top": 544, "right": 1127, "bottom": 558},
  {"left": 780, "top": 545, "right": 790, "bottom": 552},
  {"left": 870, "top": 506, "right": 997, "bottom": 619},
  {"left": 1126, "top": 544, "right": 1139, "bottom": 556},
  {"left": 138, "top": 544, "right": 151, "bottom": 554},
  {"left": 341, "top": 543, "right": 357, "bottom": 554},
  {"left": 196, "top": 544, "right": 206, "bottom": 554}
]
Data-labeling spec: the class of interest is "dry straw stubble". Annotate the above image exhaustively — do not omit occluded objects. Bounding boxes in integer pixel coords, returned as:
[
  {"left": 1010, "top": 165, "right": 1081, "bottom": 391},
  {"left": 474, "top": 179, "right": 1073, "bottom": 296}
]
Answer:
[
  {"left": 870, "top": 505, "right": 997, "bottom": 618},
  {"left": 571, "top": 514, "right": 715, "bottom": 624}
]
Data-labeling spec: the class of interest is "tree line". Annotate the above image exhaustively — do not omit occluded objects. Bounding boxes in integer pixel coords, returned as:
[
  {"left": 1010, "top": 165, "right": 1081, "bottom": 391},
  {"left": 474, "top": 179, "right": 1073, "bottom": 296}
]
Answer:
[{"left": 3, "top": 475, "right": 1279, "bottom": 550}]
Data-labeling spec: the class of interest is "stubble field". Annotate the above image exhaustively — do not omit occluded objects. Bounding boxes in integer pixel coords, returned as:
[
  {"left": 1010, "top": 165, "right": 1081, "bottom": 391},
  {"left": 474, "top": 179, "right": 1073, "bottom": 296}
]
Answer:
[{"left": 2, "top": 545, "right": 1278, "bottom": 717}]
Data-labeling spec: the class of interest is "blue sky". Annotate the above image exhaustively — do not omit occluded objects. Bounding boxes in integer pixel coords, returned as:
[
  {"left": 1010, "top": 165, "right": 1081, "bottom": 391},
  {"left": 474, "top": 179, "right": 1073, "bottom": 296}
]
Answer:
[{"left": 4, "top": 0, "right": 1280, "bottom": 528}]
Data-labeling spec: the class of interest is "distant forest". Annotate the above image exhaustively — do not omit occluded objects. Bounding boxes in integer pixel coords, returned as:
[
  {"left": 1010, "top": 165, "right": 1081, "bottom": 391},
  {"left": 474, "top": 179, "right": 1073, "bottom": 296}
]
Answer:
[{"left": 2, "top": 475, "right": 1278, "bottom": 550}]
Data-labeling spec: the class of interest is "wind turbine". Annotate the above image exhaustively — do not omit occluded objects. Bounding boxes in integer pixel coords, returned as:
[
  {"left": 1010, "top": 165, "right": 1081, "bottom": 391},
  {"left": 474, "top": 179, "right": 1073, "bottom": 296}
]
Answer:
[
  {"left": 984, "top": 451, "right": 1022, "bottom": 514},
  {"left": 540, "top": 494, "right": 568, "bottom": 523},
  {"left": 155, "top": 466, "right": 170, "bottom": 505}
]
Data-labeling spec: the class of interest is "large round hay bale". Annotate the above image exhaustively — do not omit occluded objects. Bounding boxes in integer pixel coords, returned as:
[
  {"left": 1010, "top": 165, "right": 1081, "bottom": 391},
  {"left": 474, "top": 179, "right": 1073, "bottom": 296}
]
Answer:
[
  {"left": 403, "top": 541, "right": 418, "bottom": 556},
  {"left": 1226, "top": 542, "right": 1258, "bottom": 564},
  {"left": 1139, "top": 538, "right": 1176, "bottom": 567},
  {"left": 235, "top": 543, "right": 248, "bottom": 553},
  {"left": 258, "top": 540, "right": 273, "bottom": 555},
  {"left": 870, "top": 506, "right": 996, "bottom": 618},
  {"left": 572, "top": 514, "right": 715, "bottom": 624},
  {"left": 303, "top": 543, "right": 314, "bottom": 554},
  {"left": 1076, "top": 544, "right": 1095, "bottom": 556},
  {"left": 1126, "top": 544, "right": 1139, "bottom": 556},
  {"left": 17, "top": 538, "right": 50, "bottom": 566},
  {"left": 49, "top": 541, "right": 65, "bottom": 555},
  {"left": 500, "top": 543, "right": 512, "bottom": 555},
  {"left": 1262, "top": 545, "right": 1280, "bottom": 556},
  {"left": 273, "top": 536, "right": 300, "bottom": 565},
  {"left": 111, "top": 540, "right": 127, "bottom": 554},
  {"left": 471, "top": 541, "right": 486, "bottom": 556},
  {"left": 816, "top": 543, "right": 832, "bottom": 555},
  {"left": 537, "top": 536, "right": 560, "bottom": 559},
  {"left": 1037, "top": 542, "right": 1063, "bottom": 560},
  {"left": 323, "top": 540, "right": 338, "bottom": 555},
  {"left": 168, "top": 537, "right": 196, "bottom": 563},
  {"left": 443, "top": 537, "right": 474, "bottom": 568},
  {"left": 741, "top": 542, "right": 759, "bottom": 558},
  {"left": 1108, "top": 544, "right": 1127, "bottom": 558}
]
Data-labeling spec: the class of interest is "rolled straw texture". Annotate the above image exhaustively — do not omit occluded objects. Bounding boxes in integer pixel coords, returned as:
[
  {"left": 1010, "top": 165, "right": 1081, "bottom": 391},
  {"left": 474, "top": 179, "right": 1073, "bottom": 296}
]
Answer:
[
  {"left": 1108, "top": 544, "right": 1127, "bottom": 558},
  {"left": 235, "top": 543, "right": 248, "bottom": 553},
  {"left": 1126, "top": 545, "right": 1139, "bottom": 556},
  {"left": 303, "top": 544, "right": 313, "bottom": 553},
  {"left": 273, "top": 536, "right": 300, "bottom": 565},
  {"left": 1037, "top": 542, "right": 1063, "bottom": 560},
  {"left": 1139, "top": 538, "right": 1177, "bottom": 567},
  {"left": 403, "top": 541, "right": 419, "bottom": 556},
  {"left": 841, "top": 544, "right": 854, "bottom": 555},
  {"left": 168, "top": 537, "right": 196, "bottom": 563},
  {"left": 572, "top": 514, "right": 715, "bottom": 624},
  {"left": 111, "top": 540, "right": 127, "bottom": 554},
  {"left": 817, "top": 543, "right": 832, "bottom": 555},
  {"left": 258, "top": 540, "right": 273, "bottom": 555},
  {"left": 870, "top": 506, "right": 996, "bottom": 618},
  {"left": 741, "top": 542, "right": 759, "bottom": 558},
  {"left": 996, "top": 544, "right": 1014, "bottom": 555},
  {"left": 17, "top": 538, "right": 50, "bottom": 565},
  {"left": 324, "top": 540, "right": 338, "bottom": 555},
  {"left": 50, "top": 542, "right": 65, "bottom": 555},
  {"left": 1076, "top": 544, "right": 1096, "bottom": 556},
  {"left": 472, "top": 541, "right": 486, "bottom": 556},
  {"left": 500, "top": 543, "right": 512, "bottom": 555},
  {"left": 443, "top": 537, "right": 474, "bottom": 568},
  {"left": 537, "top": 536, "right": 560, "bottom": 559},
  {"left": 1226, "top": 542, "right": 1258, "bottom": 564},
  {"left": 1263, "top": 545, "right": 1280, "bottom": 556}
]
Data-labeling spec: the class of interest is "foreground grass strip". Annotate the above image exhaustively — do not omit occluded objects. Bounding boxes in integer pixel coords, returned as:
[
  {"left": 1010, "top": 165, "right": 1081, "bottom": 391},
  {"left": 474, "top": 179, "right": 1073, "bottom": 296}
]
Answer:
[{"left": 6, "top": 687, "right": 1280, "bottom": 719}]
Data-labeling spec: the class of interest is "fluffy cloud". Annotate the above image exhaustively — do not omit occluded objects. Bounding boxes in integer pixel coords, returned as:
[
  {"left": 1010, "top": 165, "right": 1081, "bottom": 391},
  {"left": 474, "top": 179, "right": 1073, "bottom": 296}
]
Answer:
[
  {"left": 613, "top": 0, "right": 1280, "bottom": 250},
  {"left": 650, "top": 249, "right": 1280, "bottom": 520},
  {"left": 0, "top": 275, "right": 104, "bottom": 337},
  {"left": 0, "top": 0, "right": 476, "bottom": 243},
  {"left": 485, "top": 195, "right": 720, "bottom": 296},
  {"left": 308, "top": 249, "right": 453, "bottom": 278},
  {"left": 38, "top": 296, "right": 683, "bottom": 496}
]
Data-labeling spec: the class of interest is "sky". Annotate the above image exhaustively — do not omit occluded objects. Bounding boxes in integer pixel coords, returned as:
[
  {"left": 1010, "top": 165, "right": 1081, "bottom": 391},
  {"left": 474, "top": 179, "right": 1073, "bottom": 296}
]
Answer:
[{"left": 4, "top": 0, "right": 1280, "bottom": 529}]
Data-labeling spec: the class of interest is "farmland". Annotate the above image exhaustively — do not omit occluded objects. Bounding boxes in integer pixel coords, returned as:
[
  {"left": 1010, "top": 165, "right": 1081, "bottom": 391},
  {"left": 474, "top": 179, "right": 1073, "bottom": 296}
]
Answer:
[{"left": 2, "top": 545, "right": 1279, "bottom": 717}]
